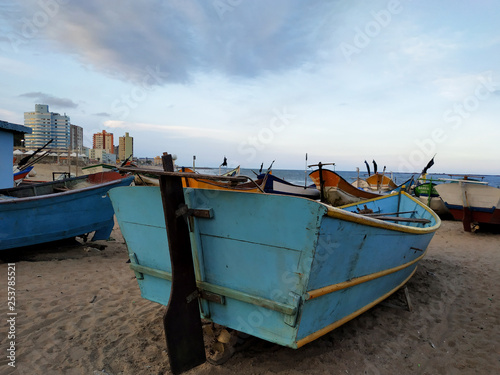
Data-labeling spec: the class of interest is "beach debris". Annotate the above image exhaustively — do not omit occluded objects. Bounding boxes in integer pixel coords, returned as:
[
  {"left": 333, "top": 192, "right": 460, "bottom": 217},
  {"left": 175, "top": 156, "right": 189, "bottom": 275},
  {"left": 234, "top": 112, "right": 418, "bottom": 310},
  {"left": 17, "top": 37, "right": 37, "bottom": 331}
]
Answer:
[
  {"left": 90, "top": 295, "right": 97, "bottom": 303},
  {"left": 86, "top": 243, "right": 107, "bottom": 251},
  {"left": 429, "top": 341, "right": 436, "bottom": 348},
  {"left": 356, "top": 205, "right": 373, "bottom": 214},
  {"left": 217, "top": 329, "right": 232, "bottom": 344},
  {"left": 203, "top": 322, "right": 252, "bottom": 365}
]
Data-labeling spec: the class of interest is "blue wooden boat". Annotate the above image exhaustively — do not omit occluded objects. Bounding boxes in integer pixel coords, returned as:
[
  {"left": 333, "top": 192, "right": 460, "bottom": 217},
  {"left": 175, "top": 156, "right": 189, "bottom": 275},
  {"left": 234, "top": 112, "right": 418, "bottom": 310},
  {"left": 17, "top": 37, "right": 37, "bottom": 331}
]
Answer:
[
  {"left": 0, "top": 171, "right": 134, "bottom": 250},
  {"left": 109, "top": 177, "right": 440, "bottom": 352},
  {"left": 256, "top": 172, "right": 320, "bottom": 199}
]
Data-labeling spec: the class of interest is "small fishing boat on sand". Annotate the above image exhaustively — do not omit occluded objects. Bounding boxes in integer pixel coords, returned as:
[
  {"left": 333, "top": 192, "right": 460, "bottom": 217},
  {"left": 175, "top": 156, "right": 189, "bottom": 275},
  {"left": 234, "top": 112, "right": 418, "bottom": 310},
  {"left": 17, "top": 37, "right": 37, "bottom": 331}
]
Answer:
[
  {"left": 434, "top": 179, "right": 500, "bottom": 232},
  {"left": 356, "top": 161, "right": 397, "bottom": 192},
  {"left": 0, "top": 171, "right": 134, "bottom": 250},
  {"left": 309, "top": 167, "right": 413, "bottom": 206},
  {"left": 257, "top": 172, "right": 320, "bottom": 199},
  {"left": 130, "top": 166, "right": 267, "bottom": 193},
  {"left": 13, "top": 165, "right": 34, "bottom": 186},
  {"left": 365, "top": 172, "right": 397, "bottom": 191},
  {"left": 109, "top": 154, "right": 440, "bottom": 374},
  {"left": 413, "top": 178, "right": 450, "bottom": 217}
]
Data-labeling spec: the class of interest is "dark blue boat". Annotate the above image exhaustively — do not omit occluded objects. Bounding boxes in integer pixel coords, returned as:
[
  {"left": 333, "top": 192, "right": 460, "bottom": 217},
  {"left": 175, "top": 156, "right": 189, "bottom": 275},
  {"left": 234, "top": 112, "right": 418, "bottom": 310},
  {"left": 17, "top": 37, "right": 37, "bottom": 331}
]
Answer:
[{"left": 257, "top": 173, "right": 320, "bottom": 199}]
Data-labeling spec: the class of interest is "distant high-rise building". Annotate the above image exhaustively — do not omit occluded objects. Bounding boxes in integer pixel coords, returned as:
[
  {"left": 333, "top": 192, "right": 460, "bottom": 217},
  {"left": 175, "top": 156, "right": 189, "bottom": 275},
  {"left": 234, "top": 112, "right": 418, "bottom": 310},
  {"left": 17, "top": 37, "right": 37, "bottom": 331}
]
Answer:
[
  {"left": 93, "top": 130, "right": 114, "bottom": 154},
  {"left": 70, "top": 124, "right": 83, "bottom": 152},
  {"left": 118, "top": 132, "right": 133, "bottom": 161},
  {"left": 24, "top": 104, "right": 70, "bottom": 151}
]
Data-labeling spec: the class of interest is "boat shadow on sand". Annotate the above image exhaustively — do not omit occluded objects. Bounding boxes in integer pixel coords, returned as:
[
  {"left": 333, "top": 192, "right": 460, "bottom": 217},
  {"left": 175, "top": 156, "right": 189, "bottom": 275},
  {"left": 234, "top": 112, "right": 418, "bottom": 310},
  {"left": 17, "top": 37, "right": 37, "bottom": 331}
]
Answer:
[{"left": 0, "top": 236, "right": 120, "bottom": 263}]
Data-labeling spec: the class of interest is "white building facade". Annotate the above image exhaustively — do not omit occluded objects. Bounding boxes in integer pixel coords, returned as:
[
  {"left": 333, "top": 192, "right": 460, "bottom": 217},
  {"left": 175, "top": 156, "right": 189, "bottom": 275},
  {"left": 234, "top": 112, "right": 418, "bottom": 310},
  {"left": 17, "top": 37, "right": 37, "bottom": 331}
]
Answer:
[{"left": 24, "top": 104, "right": 70, "bottom": 152}]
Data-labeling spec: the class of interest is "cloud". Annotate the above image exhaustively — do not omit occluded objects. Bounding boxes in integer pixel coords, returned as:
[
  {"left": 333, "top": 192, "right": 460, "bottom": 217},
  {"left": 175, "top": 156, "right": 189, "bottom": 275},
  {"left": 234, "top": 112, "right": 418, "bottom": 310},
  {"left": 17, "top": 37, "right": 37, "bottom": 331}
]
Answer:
[
  {"left": 93, "top": 112, "right": 111, "bottom": 117},
  {"left": 0, "top": 108, "right": 20, "bottom": 123},
  {"left": 19, "top": 92, "right": 78, "bottom": 109},
  {"left": 11, "top": 0, "right": 335, "bottom": 84},
  {"left": 103, "top": 120, "right": 235, "bottom": 140}
]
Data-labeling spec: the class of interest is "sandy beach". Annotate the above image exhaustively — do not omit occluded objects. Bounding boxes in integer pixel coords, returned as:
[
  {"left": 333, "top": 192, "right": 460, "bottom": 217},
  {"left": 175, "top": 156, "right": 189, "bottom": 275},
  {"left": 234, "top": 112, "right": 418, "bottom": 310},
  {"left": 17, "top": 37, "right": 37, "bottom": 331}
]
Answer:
[
  {"left": 1, "top": 215, "right": 499, "bottom": 374},
  {"left": 22, "top": 163, "right": 87, "bottom": 182}
]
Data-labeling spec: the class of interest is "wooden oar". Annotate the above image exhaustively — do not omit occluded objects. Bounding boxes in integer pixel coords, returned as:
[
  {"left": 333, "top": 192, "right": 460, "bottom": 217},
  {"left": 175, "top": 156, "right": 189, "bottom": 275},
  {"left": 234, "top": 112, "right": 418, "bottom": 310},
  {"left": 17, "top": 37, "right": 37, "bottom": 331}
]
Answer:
[
  {"left": 368, "top": 216, "right": 431, "bottom": 224},
  {"left": 362, "top": 211, "right": 417, "bottom": 217},
  {"left": 159, "top": 153, "right": 206, "bottom": 374}
]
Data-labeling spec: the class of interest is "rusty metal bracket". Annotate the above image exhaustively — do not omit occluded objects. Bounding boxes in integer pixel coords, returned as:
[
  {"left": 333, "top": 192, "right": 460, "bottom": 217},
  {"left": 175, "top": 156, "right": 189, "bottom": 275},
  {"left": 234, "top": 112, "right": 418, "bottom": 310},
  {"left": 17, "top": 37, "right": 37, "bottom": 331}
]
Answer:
[
  {"left": 200, "top": 290, "right": 225, "bottom": 305},
  {"left": 176, "top": 205, "right": 214, "bottom": 219}
]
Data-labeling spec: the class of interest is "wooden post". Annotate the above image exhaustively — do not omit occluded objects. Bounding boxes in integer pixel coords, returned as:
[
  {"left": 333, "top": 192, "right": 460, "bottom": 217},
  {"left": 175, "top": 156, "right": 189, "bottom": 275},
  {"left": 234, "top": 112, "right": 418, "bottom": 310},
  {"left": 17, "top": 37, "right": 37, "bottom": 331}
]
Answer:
[
  {"left": 159, "top": 153, "right": 206, "bottom": 374},
  {"left": 318, "top": 162, "right": 325, "bottom": 203},
  {"left": 460, "top": 182, "right": 472, "bottom": 232}
]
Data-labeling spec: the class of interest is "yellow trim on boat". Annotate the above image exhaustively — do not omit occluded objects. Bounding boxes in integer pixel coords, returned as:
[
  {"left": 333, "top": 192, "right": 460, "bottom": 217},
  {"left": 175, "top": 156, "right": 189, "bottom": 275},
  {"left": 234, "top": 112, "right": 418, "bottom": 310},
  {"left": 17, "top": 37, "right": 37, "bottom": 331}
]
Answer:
[
  {"left": 305, "top": 251, "right": 426, "bottom": 300},
  {"left": 295, "top": 267, "right": 418, "bottom": 348},
  {"left": 326, "top": 192, "right": 441, "bottom": 234}
]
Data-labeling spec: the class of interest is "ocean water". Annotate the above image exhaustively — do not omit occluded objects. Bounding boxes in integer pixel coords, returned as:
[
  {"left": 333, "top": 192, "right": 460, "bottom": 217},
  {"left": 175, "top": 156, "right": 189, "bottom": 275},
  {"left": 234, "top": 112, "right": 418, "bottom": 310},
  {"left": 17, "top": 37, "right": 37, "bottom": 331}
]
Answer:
[{"left": 211, "top": 167, "right": 500, "bottom": 188}]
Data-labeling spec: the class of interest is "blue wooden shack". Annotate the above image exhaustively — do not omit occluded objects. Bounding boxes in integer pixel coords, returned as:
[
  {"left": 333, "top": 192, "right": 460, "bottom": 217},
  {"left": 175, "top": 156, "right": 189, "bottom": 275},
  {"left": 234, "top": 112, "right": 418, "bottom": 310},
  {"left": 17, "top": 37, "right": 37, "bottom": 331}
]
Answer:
[{"left": 0, "top": 120, "right": 32, "bottom": 189}]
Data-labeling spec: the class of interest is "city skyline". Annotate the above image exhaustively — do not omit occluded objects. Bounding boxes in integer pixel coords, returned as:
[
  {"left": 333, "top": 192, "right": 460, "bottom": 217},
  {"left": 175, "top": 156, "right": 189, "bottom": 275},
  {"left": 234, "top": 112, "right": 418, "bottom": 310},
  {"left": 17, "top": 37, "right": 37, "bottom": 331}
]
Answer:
[{"left": 1, "top": 1, "right": 499, "bottom": 173}]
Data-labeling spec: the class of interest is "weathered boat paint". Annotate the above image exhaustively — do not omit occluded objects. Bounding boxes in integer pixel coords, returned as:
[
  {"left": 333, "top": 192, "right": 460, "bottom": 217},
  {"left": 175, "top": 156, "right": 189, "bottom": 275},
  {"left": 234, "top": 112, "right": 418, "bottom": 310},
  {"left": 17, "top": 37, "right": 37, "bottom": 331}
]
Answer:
[
  {"left": 364, "top": 173, "right": 397, "bottom": 191},
  {"left": 435, "top": 181, "right": 500, "bottom": 231},
  {"left": 257, "top": 173, "right": 320, "bottom": 199},
  {"left": 414, "top": 181, "right": 450, "bottom": 217},
  {"left": 130, "top": 166, "right": 266, "bottom": 193},
  {"left": 109, "top": 186, "right": 440, "bottom": 349},
  {"left": 309, "top": 169, "right": 412, "bottom": 206},
  {"left": 0, "top": 172, "right": 134, "bottom": 250}
]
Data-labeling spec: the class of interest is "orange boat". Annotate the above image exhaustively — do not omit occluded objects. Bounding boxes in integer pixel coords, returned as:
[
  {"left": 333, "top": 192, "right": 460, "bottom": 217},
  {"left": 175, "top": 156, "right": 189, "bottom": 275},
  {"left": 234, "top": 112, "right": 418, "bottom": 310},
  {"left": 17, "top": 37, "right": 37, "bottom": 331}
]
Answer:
[
  {"left": 179, "top": 167, "right": 266, "bottom": 193},
  {"left": 365, "top": 173, "right": 397, "bottom": 192},
  {"left": 310, "top": 169, "right": 413, "bottom": 206},
  {"left": 130, "top": 166, "right": 266, "bottom": 193},
  {"left": 309, "top": 169, "right": 380, "bottom": 206}
]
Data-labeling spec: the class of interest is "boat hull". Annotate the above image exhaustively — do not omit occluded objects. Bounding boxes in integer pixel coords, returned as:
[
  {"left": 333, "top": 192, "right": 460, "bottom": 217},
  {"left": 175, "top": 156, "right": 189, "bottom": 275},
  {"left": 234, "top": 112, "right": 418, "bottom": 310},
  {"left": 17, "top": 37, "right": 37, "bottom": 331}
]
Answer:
[
  {"left": 110, "top": 187, "right": 439, "bottom": 348},
  {"left": 133, "top": 168, "right": 265, "bottom": 193},
  {"left": 435, "top": 182, "right": 500, "bottom": 229},
  {"left": 258, "top": 173, "right": 320, "bottom": 199},
  {"left": 13, "top": 166, "right": 34, "bottom": 186},
  {"left": 309, "top": 169, "right": 412, "bottom": 206},
  {"left": 0, "top": 172, "right": 134, "bottom": 250},
  {"left": 415, "top": 196, "right": 450, "bottom": 217},
  {"left": 365, "top": 173, "right": 397, "bottom": 191}
]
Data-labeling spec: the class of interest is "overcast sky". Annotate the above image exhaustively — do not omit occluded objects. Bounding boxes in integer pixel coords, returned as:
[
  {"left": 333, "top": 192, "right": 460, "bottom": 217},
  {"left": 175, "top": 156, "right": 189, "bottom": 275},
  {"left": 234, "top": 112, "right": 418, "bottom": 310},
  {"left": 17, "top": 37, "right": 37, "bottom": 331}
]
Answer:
[{"left": 1, "top": 0, "right": 499, "bottom": 173}]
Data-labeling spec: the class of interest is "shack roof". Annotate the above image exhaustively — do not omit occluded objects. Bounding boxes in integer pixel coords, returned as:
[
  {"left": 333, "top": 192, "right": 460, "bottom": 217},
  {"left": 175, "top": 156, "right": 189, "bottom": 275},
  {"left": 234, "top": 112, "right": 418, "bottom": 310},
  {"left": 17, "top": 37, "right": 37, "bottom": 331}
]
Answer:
[{"left": 0, "top": 120, "right": 32, "bottom": 134}]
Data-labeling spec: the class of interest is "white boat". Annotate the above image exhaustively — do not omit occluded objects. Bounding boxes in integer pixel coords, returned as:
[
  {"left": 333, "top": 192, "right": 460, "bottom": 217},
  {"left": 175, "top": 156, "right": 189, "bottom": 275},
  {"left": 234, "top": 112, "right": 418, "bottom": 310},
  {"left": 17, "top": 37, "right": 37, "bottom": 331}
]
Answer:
[{"left": 434, "top": 179, "right": 500, "bottom": 232}]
